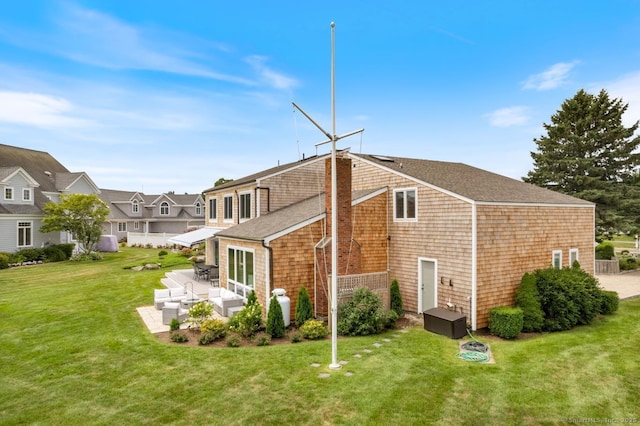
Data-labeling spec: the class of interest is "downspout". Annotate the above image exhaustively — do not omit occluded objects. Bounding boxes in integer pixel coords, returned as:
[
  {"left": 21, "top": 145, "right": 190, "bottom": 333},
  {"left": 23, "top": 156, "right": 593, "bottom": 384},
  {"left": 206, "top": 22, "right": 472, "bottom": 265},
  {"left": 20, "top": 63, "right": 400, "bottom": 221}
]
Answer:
[
  {"left": 262, "top": 239, "right": 273, "bottom": 308},
  {"left": 471, "top": 201, "right": 477, "bottom": 330},
  {"left": 235, "top": 190, "right": 239, "bottom": 224}
]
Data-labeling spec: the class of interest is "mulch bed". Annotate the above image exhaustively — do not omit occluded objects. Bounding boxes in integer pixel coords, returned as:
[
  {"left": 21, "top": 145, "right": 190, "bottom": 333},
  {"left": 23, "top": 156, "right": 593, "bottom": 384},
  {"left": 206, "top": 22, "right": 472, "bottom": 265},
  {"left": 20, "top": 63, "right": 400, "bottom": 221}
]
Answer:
[{"left": 156, "top": 316, "right": 417, "bottom": 348}]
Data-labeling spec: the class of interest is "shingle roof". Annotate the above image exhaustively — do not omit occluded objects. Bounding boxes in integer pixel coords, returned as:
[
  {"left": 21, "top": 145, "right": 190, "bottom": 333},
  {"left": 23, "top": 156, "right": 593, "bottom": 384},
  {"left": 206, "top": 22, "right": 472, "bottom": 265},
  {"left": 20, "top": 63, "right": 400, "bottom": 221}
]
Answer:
[
  {"left": 216, "top": 188, "right": 383, "bottom": 241},
  {"left": 0, "top": 144, "right": 70, "bottom": 193},
  {"left": 353, "top": 153, "right": 593, "bottom": 205},
  {"left": 203, "top": 154, "right": 326, "bottom": 192}
]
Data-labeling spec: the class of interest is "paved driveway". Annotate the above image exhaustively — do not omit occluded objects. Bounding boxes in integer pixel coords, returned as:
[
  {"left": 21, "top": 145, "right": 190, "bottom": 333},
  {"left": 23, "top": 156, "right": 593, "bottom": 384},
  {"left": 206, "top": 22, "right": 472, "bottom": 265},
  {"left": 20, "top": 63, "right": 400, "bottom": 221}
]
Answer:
[{"left": 596, "top": 270, "right": 640, "bottom": 299}]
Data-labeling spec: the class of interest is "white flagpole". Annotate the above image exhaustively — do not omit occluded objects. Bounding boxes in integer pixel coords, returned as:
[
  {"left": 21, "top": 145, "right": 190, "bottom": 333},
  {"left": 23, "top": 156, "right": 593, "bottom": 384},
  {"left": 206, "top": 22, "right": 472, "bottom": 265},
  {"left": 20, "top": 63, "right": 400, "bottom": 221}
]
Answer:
[{"left": 329, "top": 21, "right": 340, "bottom": 370}]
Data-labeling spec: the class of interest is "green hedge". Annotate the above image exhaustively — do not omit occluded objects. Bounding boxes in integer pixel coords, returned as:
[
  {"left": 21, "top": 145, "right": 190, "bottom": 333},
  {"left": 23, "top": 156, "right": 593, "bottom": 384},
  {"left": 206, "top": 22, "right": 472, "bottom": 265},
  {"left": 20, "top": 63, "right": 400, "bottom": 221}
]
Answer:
[
  {"left": 489, "top": 306, "right": 523, "bottom": 339},
  {"left": 600, "top": 290, "right": 619, "bottom": 315},
  {"left": 515, "top": 272, "right": 544, "bottom": 332}
]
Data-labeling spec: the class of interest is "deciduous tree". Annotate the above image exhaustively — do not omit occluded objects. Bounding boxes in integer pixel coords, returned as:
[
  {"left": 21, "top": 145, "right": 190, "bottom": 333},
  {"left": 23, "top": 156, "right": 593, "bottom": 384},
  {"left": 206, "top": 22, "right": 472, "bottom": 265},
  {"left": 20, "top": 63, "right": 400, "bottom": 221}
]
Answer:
[{"left": 40, "top": 193, "right": 109, "bottom": 254}]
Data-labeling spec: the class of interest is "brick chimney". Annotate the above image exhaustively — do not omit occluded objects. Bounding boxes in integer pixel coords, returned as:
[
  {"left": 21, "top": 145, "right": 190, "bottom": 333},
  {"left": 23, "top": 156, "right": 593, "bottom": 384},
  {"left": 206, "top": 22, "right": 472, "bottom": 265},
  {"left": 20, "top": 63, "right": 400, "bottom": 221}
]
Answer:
[{"left": 315, "top": 153, "right": 362, "bottom": 316}]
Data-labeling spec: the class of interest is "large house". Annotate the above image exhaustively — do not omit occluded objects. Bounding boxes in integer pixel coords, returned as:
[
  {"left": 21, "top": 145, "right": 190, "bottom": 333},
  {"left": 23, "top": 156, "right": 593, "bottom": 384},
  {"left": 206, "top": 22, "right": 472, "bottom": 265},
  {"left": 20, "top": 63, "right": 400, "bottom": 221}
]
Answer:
[
  {"left": 1, "top": 144, "right": 205, "bottom": 252},
  {"left": 201, "top": 151, "right": 594, "bottom": 329},
  {"left": 0, "top": 144, "right": 101, "bottom": 252},
  {"left": 98, "top": 189, "right": 205, "bottom": 243}
]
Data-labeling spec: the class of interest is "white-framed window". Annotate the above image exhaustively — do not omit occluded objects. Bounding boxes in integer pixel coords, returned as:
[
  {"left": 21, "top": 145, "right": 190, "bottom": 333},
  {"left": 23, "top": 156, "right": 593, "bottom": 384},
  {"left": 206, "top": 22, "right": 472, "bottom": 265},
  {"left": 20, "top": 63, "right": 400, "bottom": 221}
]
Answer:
[
  {"left": 569, "top": 248, "right": 579, "bottom": 267},
  {"left": 209, "top": 198, "right": 217, "bottom": 220},
  {"left": 134, "top": 221, "right": 140, "bottom": 230},
  {"left": 132, "top": 200, "right": 139, "bottom": 213},
  {"left": 195, "top": 202, "right": 202, "bottom": 216},
  {"left": 239, "top": 192, "right": 251, "bottom": 221},
  {"left": 17, "top": 221, "right": 32, "bottom": 247},
  {"left": 118, "top": 222, "right": 127, "bottom": 232},
  {"left": 227, "top": 246, "right": 254, "bottom": 298},
  {"left": 552, "top": 250, "right": 562, "bottom": 269},
  {"left": 393, "top": 188, "right": 417, "bottom": 221},
  {"left": 160, "top": 202, "right": 170, "bottom": 216},
  {"left": 22, "top": 188, "right": 32, "bottom": 201},
  {"left": 4, "top": 187, "right": 14, "bottom": 200},
  {"left": 223, "top": 195, "right": 233, "bottom": 222}
]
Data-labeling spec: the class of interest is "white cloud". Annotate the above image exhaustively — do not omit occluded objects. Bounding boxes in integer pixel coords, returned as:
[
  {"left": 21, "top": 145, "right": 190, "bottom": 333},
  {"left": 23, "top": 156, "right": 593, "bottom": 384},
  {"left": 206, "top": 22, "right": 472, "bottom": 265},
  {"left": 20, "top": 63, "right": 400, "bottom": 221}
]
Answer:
[
  {"left": 484, "top": 106, "right": 530, "bottom": 127},
  {"left": 593, "top": 71, "right": 640, "bottom": 128},
  {"left": 245, "top": 55, "right": 298, "bottom": 91},
  {"left": 0, "top": 91, "right": 91, "bottom": 127},
  {"left": 523, "top": 61, "right": 579, "bottom": 91}
]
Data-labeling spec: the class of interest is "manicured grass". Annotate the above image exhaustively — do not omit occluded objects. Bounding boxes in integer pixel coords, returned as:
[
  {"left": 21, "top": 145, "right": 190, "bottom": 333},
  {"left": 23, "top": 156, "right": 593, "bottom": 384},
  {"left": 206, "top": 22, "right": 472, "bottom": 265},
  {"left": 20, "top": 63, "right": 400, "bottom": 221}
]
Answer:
[{"left": 1, "top": 247, "right": 639, "bottom": 424}]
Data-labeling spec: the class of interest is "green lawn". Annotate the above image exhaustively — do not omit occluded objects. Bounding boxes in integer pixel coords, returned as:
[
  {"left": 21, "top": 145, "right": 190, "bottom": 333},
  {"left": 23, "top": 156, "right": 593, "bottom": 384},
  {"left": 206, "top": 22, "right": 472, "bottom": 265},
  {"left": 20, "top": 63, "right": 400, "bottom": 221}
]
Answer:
[{"left": 1, "top": 247, "right": 639, "bottom": 425}]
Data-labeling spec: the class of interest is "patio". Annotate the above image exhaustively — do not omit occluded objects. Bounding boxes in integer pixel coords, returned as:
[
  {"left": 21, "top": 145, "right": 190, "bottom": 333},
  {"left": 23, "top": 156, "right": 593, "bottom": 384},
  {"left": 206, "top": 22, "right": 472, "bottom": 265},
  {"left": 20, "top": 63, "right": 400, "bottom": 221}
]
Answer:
[{"left": 138, "top": 268, "right": 226, "bottom": 333}]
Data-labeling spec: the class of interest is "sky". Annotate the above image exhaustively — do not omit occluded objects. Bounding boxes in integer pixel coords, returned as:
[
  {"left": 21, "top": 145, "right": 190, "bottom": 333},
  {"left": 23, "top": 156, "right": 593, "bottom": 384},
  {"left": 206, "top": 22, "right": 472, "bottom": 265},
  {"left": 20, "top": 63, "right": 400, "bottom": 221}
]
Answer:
[{"left": 1, "top": 1, "right": 640, "bottom": 195}]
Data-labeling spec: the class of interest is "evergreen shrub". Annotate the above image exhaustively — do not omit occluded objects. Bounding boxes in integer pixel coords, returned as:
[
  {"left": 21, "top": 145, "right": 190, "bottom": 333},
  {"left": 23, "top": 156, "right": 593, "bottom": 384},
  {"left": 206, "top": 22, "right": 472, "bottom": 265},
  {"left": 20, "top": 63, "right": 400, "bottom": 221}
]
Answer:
[
  {"left": 295, "top": 286, "right": 313, "bottom": 327},
  {"left": 337, "top": 287, "right": 386, "bottom": 336},
  {"left": 595, "top": 242, "right": 615, "bottom": 260},
  {"left": 489, "top": 306, "right": 523, "bottom": 339},
  {"left": 300, "top": 319, "right": 328, "bottom": 340},
  {"left": 0, "top": 253, "right": 8, "bottom": 270},
  {"left": 599, "top": 290, "right": 619, "bottom": 315},
  {"left": 169, "top": 318, "right": 181, "bottom": 332},
  {"left": 200, "top": 319, "right": 227, "bottom": 340},
  {"left": 266, "top": 295, "right": 286, "bottom": 338},
  {"left": 390, "top": 279, "right": 403, "bottom": 316},
  {"left": 515, "top": 272, "right": 544, "bottom": 332}
]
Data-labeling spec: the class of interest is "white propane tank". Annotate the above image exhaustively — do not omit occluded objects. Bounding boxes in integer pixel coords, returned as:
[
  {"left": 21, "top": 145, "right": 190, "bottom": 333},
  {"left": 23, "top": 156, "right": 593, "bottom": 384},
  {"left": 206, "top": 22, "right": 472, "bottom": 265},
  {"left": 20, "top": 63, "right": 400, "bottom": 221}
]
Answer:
[{"left": 272, "top": 288, "right": 290, "bottom": 327}]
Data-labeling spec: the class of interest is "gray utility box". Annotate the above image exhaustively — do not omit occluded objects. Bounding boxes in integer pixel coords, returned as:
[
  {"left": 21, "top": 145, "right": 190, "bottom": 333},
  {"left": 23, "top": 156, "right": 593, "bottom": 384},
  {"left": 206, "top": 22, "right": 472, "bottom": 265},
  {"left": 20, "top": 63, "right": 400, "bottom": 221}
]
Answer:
[{"left": 423, "top": 307, "right": 467, "bottom": 339}]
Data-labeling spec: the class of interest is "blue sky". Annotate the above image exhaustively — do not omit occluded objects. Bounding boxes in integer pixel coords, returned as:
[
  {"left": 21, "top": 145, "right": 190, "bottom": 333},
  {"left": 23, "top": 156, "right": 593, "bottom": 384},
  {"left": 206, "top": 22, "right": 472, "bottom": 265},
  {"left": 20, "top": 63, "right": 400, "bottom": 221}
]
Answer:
[{"left": 1, "top": 1, "right": 640, "bottom": 194}]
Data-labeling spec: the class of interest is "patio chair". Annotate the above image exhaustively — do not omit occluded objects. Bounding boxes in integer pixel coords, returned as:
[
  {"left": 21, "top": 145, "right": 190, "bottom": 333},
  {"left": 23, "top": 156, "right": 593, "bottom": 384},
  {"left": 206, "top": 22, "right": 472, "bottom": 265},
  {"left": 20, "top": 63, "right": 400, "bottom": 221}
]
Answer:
[
  {"left": 162, "top": 302, "right": 188, "bottom": 325},
  {"left": 192, "top": 263, "right": 209, "bottom": 281}
]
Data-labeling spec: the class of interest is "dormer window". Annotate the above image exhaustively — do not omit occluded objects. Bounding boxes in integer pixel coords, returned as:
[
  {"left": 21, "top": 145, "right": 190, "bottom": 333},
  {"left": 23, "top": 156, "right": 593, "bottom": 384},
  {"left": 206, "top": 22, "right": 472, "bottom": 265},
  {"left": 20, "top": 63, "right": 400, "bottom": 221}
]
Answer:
[
  {"left": 4, "top": 187, "right": 13, "bottom": 200},
  {"left": 195, "top": 202, "right": 202, "bottom": 216},
  {"left": 160, "top": 201, "right": 170, "bottom": 216},
  {"left": 23, "top": 188, "right": 32, "bottom": 201},
  {"left": 132, "top": 199, "right": 139, "bottom": 213}
]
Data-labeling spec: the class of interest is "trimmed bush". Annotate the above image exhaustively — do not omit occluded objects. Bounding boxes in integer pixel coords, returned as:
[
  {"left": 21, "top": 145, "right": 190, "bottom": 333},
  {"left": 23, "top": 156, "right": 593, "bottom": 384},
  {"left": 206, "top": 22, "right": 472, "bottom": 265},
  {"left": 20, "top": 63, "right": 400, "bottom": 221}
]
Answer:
[
  {"left": 337, "top": 287, "right": 386, "bottom": 336},
  {"left": 290, "top": 331, "right": 303, "bottom": 343},
  {"left": 385, "top": 309, "right": 399, "bottom": 329},
  {"left": 225, "top": 333, "right": 242, "bottom": 347},
  {"left": 169, "top": 318, "right": 181, "bottom": 332},
  {"left": 489, "top": 306, "right": 523, "bottom": 339},
  {"left": 200, "top": 319, "right": 227, "bottom": 340},
  {"left": 595, "top": 242, "right": 615, "bottom": 260},
  {"left": 295, "top": 286, "right": 313, "bottom": 327},
  {"left": 515, "top": 272, "right": 544, "bottom": 332},
  {"left": 254, "top": 333, "right": 271, "bottom": 346},
  {"left": 266, "top": 295, "right": 286, "bottom": 338},
  {"left": 0, "top": 253, "right": 8, "bottom": 270},
  {"left": 170, "top": 332, "right": 188, "bottom": 343},
  {"left": 300, "top": 319, "right": 328, "bottom": 340},
  {"left": 390, "top": 279, "right": 403, "bottom": 316},
  {"left": 534, "top": 266, "right": 603, "bottom": 331},
  {"left": 599, "top": 290, "right": 619, "bottom": 315},
  {"left": 43, "top": 246, "right": 67, "bottom": 262},
  {"left": 228, "top": 303, "right": 262, "bottom": 338}
]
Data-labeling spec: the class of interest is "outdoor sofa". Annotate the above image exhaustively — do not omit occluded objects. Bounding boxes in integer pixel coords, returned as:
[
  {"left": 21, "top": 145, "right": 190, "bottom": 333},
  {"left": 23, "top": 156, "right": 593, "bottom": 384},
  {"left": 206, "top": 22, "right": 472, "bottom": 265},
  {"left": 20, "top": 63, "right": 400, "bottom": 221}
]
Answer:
[
  {"left": 162, "top": 302, "right": 188, "bottom": 325},
  {"left": 208, "top": 287, "right": 244, "bottom": 316},
  {"left": 154, "top": 288, "right": 189, "bottom": 310}
]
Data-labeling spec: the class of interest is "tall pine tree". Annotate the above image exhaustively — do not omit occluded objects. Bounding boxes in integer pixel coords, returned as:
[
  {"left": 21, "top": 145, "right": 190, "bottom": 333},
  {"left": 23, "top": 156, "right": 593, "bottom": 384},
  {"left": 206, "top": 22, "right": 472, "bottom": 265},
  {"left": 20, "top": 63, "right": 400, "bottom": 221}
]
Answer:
[{"left": 524, "top": 89, "right": 640, "bottom": 234}]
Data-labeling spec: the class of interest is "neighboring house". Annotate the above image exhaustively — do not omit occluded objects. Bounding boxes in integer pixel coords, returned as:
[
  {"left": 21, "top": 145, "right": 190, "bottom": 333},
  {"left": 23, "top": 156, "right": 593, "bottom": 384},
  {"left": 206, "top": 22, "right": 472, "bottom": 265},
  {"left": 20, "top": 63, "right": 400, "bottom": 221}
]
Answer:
[
  {"left": 0, "top": 144, "right": 101, "bottom": 252},
  {"left": 204, "top": 150, "right": 595, "bottom": 329},
  {"left": 99, "top": 189, "right": 205, "bottom": 243}
]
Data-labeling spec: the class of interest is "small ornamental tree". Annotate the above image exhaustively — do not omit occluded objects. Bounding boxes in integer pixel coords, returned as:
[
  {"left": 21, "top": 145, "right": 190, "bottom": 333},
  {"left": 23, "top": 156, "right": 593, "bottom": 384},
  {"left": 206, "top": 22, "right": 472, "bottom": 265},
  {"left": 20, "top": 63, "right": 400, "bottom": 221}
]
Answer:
[
  {"left": 390, "top": 279, "right": 403, "bottom": 316},
  {"left": 295, "top": 286, "right": 313, "bottom": 327},
  {"left": 246, "top": 290, "right": 258, "bottom": 307},
  {"left": 266, "top": 295, "right": 286, "bottom": 338},
  {"left": 40, "top": 193, "right": 109, "bottom": 255}
]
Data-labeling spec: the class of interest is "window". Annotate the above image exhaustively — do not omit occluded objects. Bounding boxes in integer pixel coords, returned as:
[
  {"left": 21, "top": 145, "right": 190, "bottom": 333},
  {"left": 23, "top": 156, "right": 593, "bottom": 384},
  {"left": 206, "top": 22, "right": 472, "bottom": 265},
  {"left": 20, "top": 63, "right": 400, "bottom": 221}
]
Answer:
[
  {"left": 134, "top": 221, "right": 140, "bottom": 230},
  {"left": 4, "top": 187, "right": 13, "bottom": 200},
  {"left": 209, "top": 198, "right": 217, "bottom": 220},
  {"left": 569, "top": 248, "right": 579, "bottom": 267},
  {"left": 223, "top": 195, "right": 233, "bottom": 221},
  {"left": 118, "top": 222, "right": 127, "bottom": 232},
  {"left": 227, "top": 247, "right": 254, "bottom": 298},
  {"left": 552, "top": 250, "right": 562, "bottom": 269},
  {"left": 195, "top": 202, "right": 202, "bottom": 216},
  {"left": 394, "top": 188, "right": 417, "bottom": 221},
  {"left": 18, "top": 221, "right": 32, "bottom": 247},
  {"left": 160, "top": 202, "right": 170, "bottom": 215},
  {"left": 239, "top": 193, "right": 251, "bottom": 220},
  {"left": 22, "top": 189, "right": 31, "bottom": 201},
  {"left": 132, "top": 200, "right": 139, "bottom": 213}
]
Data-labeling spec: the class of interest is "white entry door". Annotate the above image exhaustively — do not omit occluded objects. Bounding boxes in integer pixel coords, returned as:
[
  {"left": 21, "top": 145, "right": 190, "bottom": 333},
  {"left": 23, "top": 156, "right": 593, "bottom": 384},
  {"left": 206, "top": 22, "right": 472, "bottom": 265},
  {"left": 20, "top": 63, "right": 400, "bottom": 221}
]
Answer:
[{"left": 419, "top": 258, "right": 437, "bottom": 312}]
